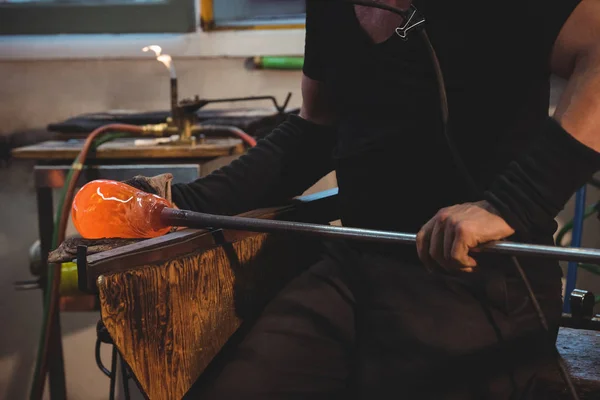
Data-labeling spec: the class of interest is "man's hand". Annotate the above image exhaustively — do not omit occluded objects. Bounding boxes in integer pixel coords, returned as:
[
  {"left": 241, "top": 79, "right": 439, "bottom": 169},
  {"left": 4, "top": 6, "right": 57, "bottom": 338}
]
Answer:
[
  {"left": 122, "top": 173, "right": 174, "bottom": 203},
  {"left": 416, "top": 201, "right": 515, "bottom": 273}
]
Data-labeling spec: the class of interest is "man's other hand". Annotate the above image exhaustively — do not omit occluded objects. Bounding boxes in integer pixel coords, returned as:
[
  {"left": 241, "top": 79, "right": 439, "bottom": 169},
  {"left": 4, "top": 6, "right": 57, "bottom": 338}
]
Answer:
[{"left": 416, "top": 201, "right": 515, "bottom": 273}]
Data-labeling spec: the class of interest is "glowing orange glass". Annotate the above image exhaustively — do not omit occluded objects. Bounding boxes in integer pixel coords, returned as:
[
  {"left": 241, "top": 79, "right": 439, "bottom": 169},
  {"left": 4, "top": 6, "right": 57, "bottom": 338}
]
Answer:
[{"left": 72, "top": 179, "right": 172, "bottom": 239}]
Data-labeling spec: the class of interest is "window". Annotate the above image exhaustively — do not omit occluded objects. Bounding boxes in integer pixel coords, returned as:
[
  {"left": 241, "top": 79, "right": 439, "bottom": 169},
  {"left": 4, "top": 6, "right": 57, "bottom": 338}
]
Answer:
[
  {"left": 0, "top": 0, "right": 196, "bottom": 35},
  {"left": 201, "top": 0, "right": 306, "bottom": 30}
]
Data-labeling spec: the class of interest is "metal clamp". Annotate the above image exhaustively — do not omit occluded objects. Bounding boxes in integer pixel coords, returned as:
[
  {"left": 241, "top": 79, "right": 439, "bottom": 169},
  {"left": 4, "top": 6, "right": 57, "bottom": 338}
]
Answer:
[
  {"left": 77, "top": 245, "right": 90, "bottom": 293},
  {"left": 395, "top": 5, "right": 426, "bottom": 40},
  {"left": 561, "top": 289, "right": 600, "bottom": 331},
  {"left": 570, "top": 289, "right": 596, "bottom": 321}
]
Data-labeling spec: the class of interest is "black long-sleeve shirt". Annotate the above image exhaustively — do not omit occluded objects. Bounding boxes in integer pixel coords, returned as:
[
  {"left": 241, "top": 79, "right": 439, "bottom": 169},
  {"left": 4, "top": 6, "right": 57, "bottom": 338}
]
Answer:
[
  {"left": 172, "top": 0, "right": 579, "bottom": 267},
  {"left": 171, "top": 115, "right": 336, "bottom": 215}
]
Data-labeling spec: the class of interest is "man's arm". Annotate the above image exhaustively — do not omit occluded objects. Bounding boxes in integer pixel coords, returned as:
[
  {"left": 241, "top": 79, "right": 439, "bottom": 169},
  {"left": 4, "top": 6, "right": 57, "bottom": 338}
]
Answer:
[
  {"left": 300, "top": 74, "right": 337, "bottom": 126},
  {"left": 417, "top": 1, "right": 600, "bottom": 271},
  {"left": 551, "top": 0, "right": 600, "bottom": 152},
  {"left": 167, "top": 75, "right": 338, "bottom": 215}
]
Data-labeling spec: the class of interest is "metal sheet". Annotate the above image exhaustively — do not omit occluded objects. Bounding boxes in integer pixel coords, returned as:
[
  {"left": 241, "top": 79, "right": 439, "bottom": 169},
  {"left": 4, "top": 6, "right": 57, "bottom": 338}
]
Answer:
[{"left": 34, "top": 164, "right": 200, "bottom": 189}]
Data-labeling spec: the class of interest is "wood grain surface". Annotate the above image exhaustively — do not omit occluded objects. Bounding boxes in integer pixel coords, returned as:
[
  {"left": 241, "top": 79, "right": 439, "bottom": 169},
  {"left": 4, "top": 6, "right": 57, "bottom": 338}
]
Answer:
[{"left": 97, "top": 231, "right": 321, "bottom": 399}]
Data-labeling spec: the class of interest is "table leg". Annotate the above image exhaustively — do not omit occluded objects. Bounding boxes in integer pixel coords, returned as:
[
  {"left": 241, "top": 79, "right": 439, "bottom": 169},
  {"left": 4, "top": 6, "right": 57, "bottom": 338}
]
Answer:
[{"left": 36, "top": 187, "right": 67, "bottom": 399}]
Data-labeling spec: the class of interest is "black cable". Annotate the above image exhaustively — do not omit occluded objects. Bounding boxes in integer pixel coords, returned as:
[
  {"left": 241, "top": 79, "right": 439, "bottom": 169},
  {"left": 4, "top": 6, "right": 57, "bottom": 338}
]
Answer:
[
  {"left": 419, "top": 29, "right": 480, "bottom": 197},
  {"left": 512, "top": 256, "right": 580, "bottom": 398},
  {"left": 317, "top": 1, "right": 579, "bottom": 399}
]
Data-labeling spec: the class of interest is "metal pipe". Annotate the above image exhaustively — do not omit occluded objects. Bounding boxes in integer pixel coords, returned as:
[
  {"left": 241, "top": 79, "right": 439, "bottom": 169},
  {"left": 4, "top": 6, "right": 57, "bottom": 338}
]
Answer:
[
  {"left": 170, "top": 77, "right": 178, "bottom": 124},
  {"left": 161, "top": 208, "right": 600, "bottom": 264},
  {"left": 564, "top": 186, "right": 587, "bottom": 313}
]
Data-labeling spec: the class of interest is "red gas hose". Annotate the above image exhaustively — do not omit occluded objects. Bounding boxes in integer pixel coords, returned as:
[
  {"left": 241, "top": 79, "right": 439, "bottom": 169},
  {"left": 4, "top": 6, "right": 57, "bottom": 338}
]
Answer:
[
  {"left": 33, "top": 124, "right": 144, "bottom": 400},
  {"left": 197, "top": 124, "right": 257, "bottom": 147}
]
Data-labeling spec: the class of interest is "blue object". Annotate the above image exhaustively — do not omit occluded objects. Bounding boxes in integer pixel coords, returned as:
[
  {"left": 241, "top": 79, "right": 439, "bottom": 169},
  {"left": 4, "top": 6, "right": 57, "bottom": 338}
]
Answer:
[{"left": 563, "top": 186, "right": 587, "bottom": 313}]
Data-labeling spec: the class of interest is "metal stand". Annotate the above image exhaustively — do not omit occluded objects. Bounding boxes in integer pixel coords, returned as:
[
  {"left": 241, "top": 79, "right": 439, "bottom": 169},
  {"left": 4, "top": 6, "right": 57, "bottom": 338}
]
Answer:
[
  {"left": 564, "top": 186, "right": 588, "bottom": 313},
  {"left": 96, "top": 320, "right": 131, "bottom": 400}
]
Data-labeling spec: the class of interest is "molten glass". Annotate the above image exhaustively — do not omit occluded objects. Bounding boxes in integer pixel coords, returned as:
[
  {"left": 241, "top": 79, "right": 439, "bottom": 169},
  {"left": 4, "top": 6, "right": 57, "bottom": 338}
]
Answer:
[{"left": 72, "top": 179, "right": 172, "bottom": 239}]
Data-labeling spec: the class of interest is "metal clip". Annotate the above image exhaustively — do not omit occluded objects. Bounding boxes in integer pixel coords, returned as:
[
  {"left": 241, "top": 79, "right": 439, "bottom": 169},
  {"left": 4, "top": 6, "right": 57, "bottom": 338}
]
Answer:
[{"left": 395, "top": 5, "right": 425, "bottom": 40}]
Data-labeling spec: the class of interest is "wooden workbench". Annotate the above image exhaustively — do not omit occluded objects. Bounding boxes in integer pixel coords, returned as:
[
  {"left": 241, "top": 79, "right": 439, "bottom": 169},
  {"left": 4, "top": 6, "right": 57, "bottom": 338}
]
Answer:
[
  {"left": 11, "top": 137, "right": 245, "bottom": 161},
  {"left": 12, "top": 135, "right": 248, "bottom": 399},
  {"left": 537, "top": 328, "right": 600, "bottom": 399}
]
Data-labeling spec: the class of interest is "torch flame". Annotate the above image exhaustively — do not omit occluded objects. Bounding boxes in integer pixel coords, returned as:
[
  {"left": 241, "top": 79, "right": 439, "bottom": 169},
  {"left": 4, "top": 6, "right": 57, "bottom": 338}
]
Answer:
[
  {"left": 142, "top": 45, "right": 163, "bottom": 57},
  {"left": 142, "top": 44, "right": 176, "bottom": 79}
]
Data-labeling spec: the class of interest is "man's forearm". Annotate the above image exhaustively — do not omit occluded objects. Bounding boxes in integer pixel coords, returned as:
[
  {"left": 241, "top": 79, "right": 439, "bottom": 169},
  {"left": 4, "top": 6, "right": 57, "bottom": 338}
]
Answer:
[
  {"left": 554, "top": 45, "right": 600, "bottom": 151},
  {"left": 171, "top": 115, "right": 337, "bottom": 215},
  {"left": 484, "top": 45, "right": 600, "bottom": 238}
]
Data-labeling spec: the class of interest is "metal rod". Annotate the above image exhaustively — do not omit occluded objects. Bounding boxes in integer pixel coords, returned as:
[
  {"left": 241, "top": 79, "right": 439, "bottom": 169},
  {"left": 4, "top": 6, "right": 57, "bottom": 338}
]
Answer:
[
  {"left": 170, "top": 78, "right": 178, "bottom": 119},
  {"left": 564, "top": 186, "right": 587, "bottom": 313},
  {"left": 161, "top": 208, "right": 600, "bottom": 264},
  {"left": 120, "top": 354, "right": 131, "bottom": 400},
  {"left": 109, "top": 345, "right": 118, "bottom": 400}
]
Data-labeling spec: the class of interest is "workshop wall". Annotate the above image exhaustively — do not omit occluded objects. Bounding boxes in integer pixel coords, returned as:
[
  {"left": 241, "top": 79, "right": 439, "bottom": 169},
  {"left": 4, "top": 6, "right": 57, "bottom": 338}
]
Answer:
[
  {"left": 0, "top": 57, "right": 302, "bottom": 136},
  {"left": 0, "top": 58, "right": 343, "bottom": 194}
]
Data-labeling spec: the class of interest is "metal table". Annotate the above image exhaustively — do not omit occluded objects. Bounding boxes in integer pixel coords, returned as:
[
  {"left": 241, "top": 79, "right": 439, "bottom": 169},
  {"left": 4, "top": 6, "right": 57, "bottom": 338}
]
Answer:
[{"left": 11, "top": 137, "right": 243, "bottom": 400}]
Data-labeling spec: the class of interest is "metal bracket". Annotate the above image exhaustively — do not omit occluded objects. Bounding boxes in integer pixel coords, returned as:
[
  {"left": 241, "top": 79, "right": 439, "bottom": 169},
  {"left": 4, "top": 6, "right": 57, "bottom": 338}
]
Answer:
[
  {"left": 395, "top": 5, "right": 426, "bottom": 40},
  {"left": 570, "top": 289, "right": 596, "bottom": 321},
  {"left": 561, "top": 289, "right": 600, "bottom": 331},
  {"left": 77, "top": 245, "right": 89, "bottom": 293},
  {"left": 179, "top": 93, "right": 293, "bottom": 115}
]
